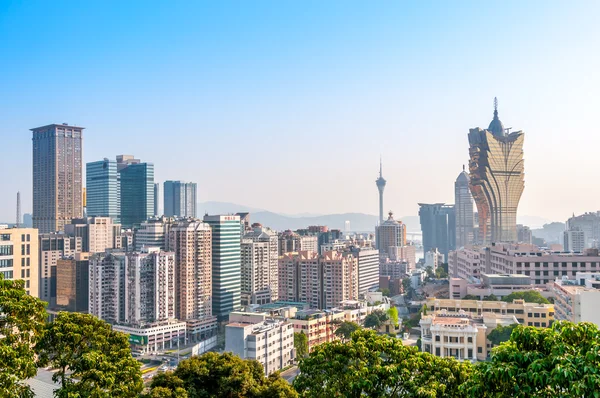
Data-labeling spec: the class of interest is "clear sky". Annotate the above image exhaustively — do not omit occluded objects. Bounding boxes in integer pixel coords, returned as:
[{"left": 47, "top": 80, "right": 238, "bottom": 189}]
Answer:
[{"left": 1, "top": 0, "right": 599, "bottom": 223}]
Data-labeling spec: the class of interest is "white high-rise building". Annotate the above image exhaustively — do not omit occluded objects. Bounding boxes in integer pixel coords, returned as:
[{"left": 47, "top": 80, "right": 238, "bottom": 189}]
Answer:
[
  {"left": 350, "top": 247, "right": 379, "bottom": 295},
  {"left": 65, "top": 217, "right": 122, "bottom": 254},
  {"left": 564, "top": 229, "right": 585, "bottom": 253},
  {"left": 455, "top": 167, "right": 474, "bottom": 247},
  {"left": 241, "top": 224, "right": 279, "bottom": 306},
  {"left": 135, "top": 216, "right": 175, "bottom": 251}
]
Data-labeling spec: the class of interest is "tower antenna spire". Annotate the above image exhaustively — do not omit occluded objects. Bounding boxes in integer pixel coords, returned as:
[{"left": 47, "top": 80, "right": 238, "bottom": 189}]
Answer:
[
  {"left": 494, "top": 97, "right": 498, "bottom": 113},
  {"left": 379, "top": 156, "right": 383, "bottom": 177}
]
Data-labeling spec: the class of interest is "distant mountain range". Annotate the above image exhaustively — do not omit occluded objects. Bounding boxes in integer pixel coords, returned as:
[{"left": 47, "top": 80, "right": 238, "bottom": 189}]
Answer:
[{"left": 198, "top": 201, "right": 420, "bottom": 232}]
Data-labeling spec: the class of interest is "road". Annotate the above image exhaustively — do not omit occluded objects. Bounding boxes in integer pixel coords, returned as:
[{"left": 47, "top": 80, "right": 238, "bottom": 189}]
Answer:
[{"left": 280, "top": 366, "right": 300, "bottom": 384}]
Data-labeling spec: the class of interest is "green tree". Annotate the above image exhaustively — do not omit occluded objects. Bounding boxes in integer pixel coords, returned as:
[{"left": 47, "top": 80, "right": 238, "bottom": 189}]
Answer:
[
  {"left": 149, "top": 352, "right": 297, "bottom": 398},
  {"left": 482, "top": 294, "right": 499, "bottom": 301},
  {"left": 294, "top": 329, "right": 472, "bottom": 397},
  {"left": 424, "top": 266, "right": 434, "bottom": 279},
  {"left": 335, "top": 321, "right": 361, "bottom": 341},
  {"left": 463, "top": 321, "right": 600, "bottom": 397},
  {"left": 294, "top": 331, "right": 308, "bottom": 358},
  {"left": 462, "top": 294, "right": 480, "bottom": 300},
  {"left": 487, "top": 324, "right": 518, "bottom": 346},
  {"left": 435, "top": 264, "right": 448, "bottom": 279},
  {"left": 387, "top": 307, "right": 399, "bottom": 327},
  {"left": 364, "top": 310, "right": 389, "bottom": 329},
  {"left": 502, "top": 290, "right": 550, "bottom": 304},
  {"left": 0, "top": 275, "right": 47, "bottom": 397},
  {"left": 378, "top": 288, "right": 391, "bottom": 297},
  {"left": 37, "top": 312, "right": 143, "bottom": 397},
  {"left": 144, "top": 372, "right": 188, "bottom": 398}
]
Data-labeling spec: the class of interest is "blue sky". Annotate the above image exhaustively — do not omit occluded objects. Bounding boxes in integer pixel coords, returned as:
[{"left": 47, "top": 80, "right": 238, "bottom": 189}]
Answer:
[{"left": 1, "top": 1, "right": 599, "bottom": 222}]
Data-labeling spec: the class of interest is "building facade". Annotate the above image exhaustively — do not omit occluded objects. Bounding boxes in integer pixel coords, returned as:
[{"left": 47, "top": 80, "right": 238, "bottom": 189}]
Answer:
[
  {"left": 118, "top": 156, "right": 154, "bottom": 228},
  {"left": 241, "top": 225, "right": 279, "bottom": 306},
  {"left": 65, "top": 217, "right": 121, "bottom": 253},
  {"left": 31, "top": 124, "right": 84, "bottom": 233},
  {"left": 455, "top": 167, "right": 474, "bottom": 247},
  {"left": 551, "top": 278, "right": 600, "bottom": 326},
  {"left": 468, "top": 99, "right": 525, "bottom": 244},
  {"left": 376, "top": 212, "right": 406, "bottom": 255},
  {"left": 153, "top": 183, "right": 160, "bottom": 216},
  {"left": 564, "top": 229, "right": 585, "bottom": 253},
  {"left": 0, "top": 227, "right": 39, "bottom": 297},
  {"left": 349, "top": 247, "right": 379, "bottom": 295},
  {"left": 56, "top": 252, "right": 90, "bottom": 312},
  {"left": 419, "top": 203, "right": 456, "bottom": 259},
  {"left": 39, "top": 233, "right": 82, "bottom": 305},
  {"left": 566, "top": 212, "right": 600, "bottom": 249},
  {"left": 164, "top": 181, "right": 197, "bottom": 218},
  {"left": 203, "top": 214, "right": 242, "bottom": 320},
  {"left": 135, "top": 216, "right": 175, "bottom": 251},
  {"left": 86, "top": 159, "right": 120, "bottom": 223}
]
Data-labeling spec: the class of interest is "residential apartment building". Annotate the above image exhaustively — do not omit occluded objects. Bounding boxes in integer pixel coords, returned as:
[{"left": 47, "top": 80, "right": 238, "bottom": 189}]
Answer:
[
  {"left": 204, "top": 214, "right": 242, "bottom": 320},
  {"left": 449, "top": 274, "right": 539, "bottom": 300},
  {"left": 168, "top": 219, "right": 215, "bottom": 338},
  {"left": 425, "top": 297, "right": 554, "bottom": 328},
  {"left": 551, "top": 277, "right": 600, "bottom": 326},
  {"left": 564, "top": 229, "right": 585, "bottom": 253},
  {"left": 388, "top": 245, "right": 416, "bottom": 271},
  {"left": 65, "top": 217, "right": 121, "bottom": 253},
  {"left": 290, "top": 309, "right": 345, "bottom": 352},
  {"left": 349, "top": 246, "right": 379, "bottom": 295},
  {"left": 31, "top": 124, "right": 84, "bottom": 233},
  {"left": 376, "top": 211, "right": 406, "bottom": 255},
  {"left": 164, "top": 181, "right": 197, "bottom": 218},
  {"left": 226, "top": 318, "right": 295, "bottom": 375},
  {"left": 278, "top": 230, "right": 319, "bottom": 255},
  {"left": 241, "top": 224, "right": 279, "bottom": 306},
  {"left": 278, "top": 251, "right": 358, "bottom": 309},
  {"left": 380, "top": 259, "right": 410, "bottom": 280},
  {"left": 39, "top": 233, "right": 82, "bottom": 305},
  {"left": 135, "top": 216, "right": 175, "bottom": 251},
  {"left": 0, "top": 227, "right": 39, "bottom": 297},
  {"left": 448, "top": 247, "right": 481, "bottom": 281}
]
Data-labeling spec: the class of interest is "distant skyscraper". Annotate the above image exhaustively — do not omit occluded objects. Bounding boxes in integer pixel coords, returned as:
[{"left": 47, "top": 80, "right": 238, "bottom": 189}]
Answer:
[
  {"left": 118, "top": 155, "right": 154, "bottom": 228},
  {"left": 468, "top": 98, "right": 525, "bottom": 243},
  {"left": 31, "top": 124, "right": 84, "bottom": 233},
  {"left": 203, "top": 214, "right": 242, "bottom": 320},
  {"left": 566, "top": 212, "right": 600, "bottom": 249},
  {"left": 164, "top": 181, "right": 197, "bottom": 218},
  {"left": 455, "top": 166, "right": 474, "bottom": 248},
  {"left": 86, "top": 159, "right": 120, "bottom": 223},
  {"left": 376, "top": 211, "right": 406, "bottom": 255},
  {"left": 418, "top": 203, "right": 456, "bottom": 259},
  {"left": 375, "top": 159, "right": 386, "bottom": 224},
  {"left": 517, "top": 224, "right": 532, "bottom": 244},
  {"left": 154, "top": 183, "right": 160, "bottom": 216},
  {"left": 564, "top": 229, "right": 585, "bottom": 253}
]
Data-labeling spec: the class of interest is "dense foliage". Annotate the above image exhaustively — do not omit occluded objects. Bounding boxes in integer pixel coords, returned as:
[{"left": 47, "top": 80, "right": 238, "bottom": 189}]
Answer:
[
  {"left": 294, "top": 331, "right": 308, "bottom": 358},
  {"left": 0, "top": 275, "right": 47, "bottom": 397},
  {"left": 334, "top": 321, "right": 361, "bottom": 341},
  {"left": 38, "top": 312, "right": 143, "bottom": 397},
  {"left": 487, "top": 323, "right": 518, "bottom": 346},
  {"left": 364, "top": 310, "right": 389, "bottom": 329},
  {"left": 387, "top": 307, "right": 399, "bottom": 327},
  {"left": 146, "top": 352, "right": 297, "bottom": 398},
  {"left": 501, "top": 290, "right": 550, "bottom": 304},
  {"left": 462, "top": 321, "right": 600, "bottom": 396},
  {"left": 294, "top": 329, "right": 472, "bottom": 397}
]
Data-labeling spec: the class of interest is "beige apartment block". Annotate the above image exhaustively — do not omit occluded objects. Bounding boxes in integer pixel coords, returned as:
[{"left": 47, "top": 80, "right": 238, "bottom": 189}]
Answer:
[
  {"left": 290, "top": 309, "right": 345, "bottom": 352},
  {"left": 0, "top": 227, "right": 39, "bottom": 297}
]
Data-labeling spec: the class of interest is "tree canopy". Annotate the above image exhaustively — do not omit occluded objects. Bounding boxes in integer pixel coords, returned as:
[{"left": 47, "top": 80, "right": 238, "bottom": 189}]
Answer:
[
  {"left": 501, "top": 290, "right": 550, "bottom": 304},
  {"left": 364, "top": 310, "right": 389, "bottom": 329},
  {"left": 294, "top": 331, "right": 308, "bottom": 358},
  {"left": 334, "top": 321, "right": 361, "bottom": 341},
  {"left": 486, "top": 323, "right": 518, "bottom": 346},
  {"left": 294, "top": 329, "right": 472, "bottom": 397},
  {"left": 37, "top": 312, "right": 143, "bottom": 397},
  {"left": 147, "top": 352, "right": 297, "bottom": 398},
  {"left": 435, "top": 264, "right": 448, "bottom": 279},
  {"left": 462, "top": 321, "right": 600, "bottom": 397},
  {"left": 0, "top": 275, "right": 47, "bottom": 397},
  {"left": 387, "top": 307, "right": 399, "bottom": 327}
]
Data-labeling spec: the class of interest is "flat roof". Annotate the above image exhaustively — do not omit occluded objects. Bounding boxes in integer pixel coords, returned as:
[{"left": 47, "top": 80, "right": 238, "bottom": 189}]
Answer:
[{"left": 31, "top": 123, "right": 85, "bottom": 131}]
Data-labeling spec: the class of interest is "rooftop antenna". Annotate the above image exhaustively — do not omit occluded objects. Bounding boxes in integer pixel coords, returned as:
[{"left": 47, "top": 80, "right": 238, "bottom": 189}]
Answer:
[
  {"left": 16, "top": 191, "right": 21, "bottom": 228},
  {"left": 494, "top": 97, "right": 498, "bottom": 112}
]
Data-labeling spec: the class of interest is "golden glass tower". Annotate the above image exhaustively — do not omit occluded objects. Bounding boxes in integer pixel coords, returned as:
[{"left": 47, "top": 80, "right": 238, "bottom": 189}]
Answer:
[{"left": 468, "top": 98, "right": 524, "bottom": 244}]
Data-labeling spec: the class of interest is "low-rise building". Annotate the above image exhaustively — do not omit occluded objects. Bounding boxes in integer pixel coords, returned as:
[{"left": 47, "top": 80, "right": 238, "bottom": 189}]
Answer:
[
  {"left": 112, "top": 320, "right": 187, "bottom": 355},
  {"left": 226, "top": 317, "right": 295, "bottom": 375},
  {"left": 290, "top": 309, "right": 345, "bottom": 352},
  {"left": 449, "top": 274, "right": 542, "bottom": 300},
  {"left": 425, "top": 297, "right": 554, "bottom": 327},
  {"left": 420, "top": 311, "right": 519, "bottom": 362},
  {"left": 551, "top": 277, "right": 600, "bottom": 326}
]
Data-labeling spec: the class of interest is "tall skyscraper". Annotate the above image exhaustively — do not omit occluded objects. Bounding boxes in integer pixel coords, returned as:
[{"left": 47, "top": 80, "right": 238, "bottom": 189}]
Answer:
[
  {"left": 376, "top": 211, "right": 406, "bottom": 255},
  {"left": 468, "top": 98, "right": 525, "bottom": 244},
  {"left": 375, "top": 159, "right": 386, "bottom": 224},
  {"left": 455, "top": 166, "right": 474, "bottom": 248},
  {"left": 418, "top": 203, "right": 456, "bottom": 260},
  {"left": 31, "top": 124, "right": 84, "bottom": 233},
  {"left": 86, "top": 158, "right": 120, "bottom": 223},
  {"left": 203, "top": 214, "right": 241, "bottom": 320},
  {"left": 240, "top": 224, "right": 279, "bottom": 306},
  {"left": 118, "top": 155, "right": 154, "bottom": 228},
  {"left": 164, "top": 181, "right": 197, "bottom": 218}
]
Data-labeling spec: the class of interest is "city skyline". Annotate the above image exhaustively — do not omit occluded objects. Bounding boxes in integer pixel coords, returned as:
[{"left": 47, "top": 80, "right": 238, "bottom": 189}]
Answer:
[{"left": 3, "top": 1, "right": 600, "bottom": 223}]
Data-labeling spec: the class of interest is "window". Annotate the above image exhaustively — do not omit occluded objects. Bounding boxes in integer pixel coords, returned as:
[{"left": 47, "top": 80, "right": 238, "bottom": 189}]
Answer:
[
  {"left": 467, "top": 337, "right": 473, "bottom": 343},
  {"left": 21, "top": 234, "right": 25, "bottom": 242},
  {"left": 542, "top": 313, "right": 546, "bottom": 318},
  {"left": 26, "top": 245, "right": 30, "bottom": 255},
  {"left": 0, "top": 245, "right": 13, "bottom": 256},
  {"left": 0, "top": 234, "right": 10, "bottom": 241},
  {"left": 535, "top": 262, "right": 540, "bottom": 267},
  {"left": 478, "top": 347, "right": 483, "bottom": 353},
  {"left": 21, "top": 245, "right": 24, "bottom": 255},
  {"left": 26, "top": 234, "right": 30, "bottom": 242},
  {"left": 534, "top": 322, "right": 540, "bottom": 327},
  {"left": 468, "top": 348, "right": 473, "bottom": 358},
  {"left": 534, "top": 313, "right": 540, "bottom": 318},
  {"left": 435, "top": 348, "right": 440, "bottom": 356},
  {"left": 435, "top": 335, "right": 440, "bottom": 342},
  {"left": 543, "top": 262, "right": 549, "bottom": 267}
]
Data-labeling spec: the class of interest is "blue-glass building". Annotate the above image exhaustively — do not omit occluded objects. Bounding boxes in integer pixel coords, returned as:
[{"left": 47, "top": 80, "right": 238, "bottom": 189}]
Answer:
[
  {"left": 86, "top": 159, "right": 120, "bottom": 223},
  {"left": 118, "top": 162, "right": 154, "bottom": 228}
]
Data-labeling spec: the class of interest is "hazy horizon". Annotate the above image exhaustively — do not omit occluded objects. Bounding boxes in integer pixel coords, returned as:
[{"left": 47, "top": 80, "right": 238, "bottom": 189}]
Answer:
[{"left": 2, "top": 1, "right": 600, "bottom": 223}]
